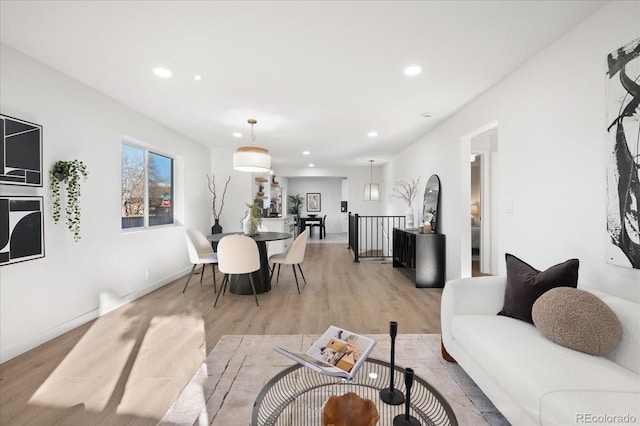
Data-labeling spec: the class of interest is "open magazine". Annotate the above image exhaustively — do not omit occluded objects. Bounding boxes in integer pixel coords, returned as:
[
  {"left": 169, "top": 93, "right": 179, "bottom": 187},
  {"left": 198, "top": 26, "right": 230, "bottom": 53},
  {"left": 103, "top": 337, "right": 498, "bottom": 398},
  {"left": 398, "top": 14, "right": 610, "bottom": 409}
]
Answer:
[{"left": 274, "top": 325, "right": 376, "bottom": 380}]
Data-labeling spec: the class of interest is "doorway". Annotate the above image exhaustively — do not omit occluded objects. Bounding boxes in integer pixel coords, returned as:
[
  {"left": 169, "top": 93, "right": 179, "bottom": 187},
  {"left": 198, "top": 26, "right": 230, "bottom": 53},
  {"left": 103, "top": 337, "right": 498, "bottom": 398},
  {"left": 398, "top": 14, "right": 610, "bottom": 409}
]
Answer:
[{"left": 470, "top": 127, "right": 498, "bottom": 276}]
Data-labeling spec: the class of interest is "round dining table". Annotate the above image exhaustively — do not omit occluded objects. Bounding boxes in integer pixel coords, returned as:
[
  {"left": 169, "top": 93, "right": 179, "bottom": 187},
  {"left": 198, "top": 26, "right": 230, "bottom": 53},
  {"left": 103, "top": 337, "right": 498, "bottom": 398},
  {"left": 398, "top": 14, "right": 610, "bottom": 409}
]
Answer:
[{"left": 207, "top": 231, "right": 292, "bottom": 295}]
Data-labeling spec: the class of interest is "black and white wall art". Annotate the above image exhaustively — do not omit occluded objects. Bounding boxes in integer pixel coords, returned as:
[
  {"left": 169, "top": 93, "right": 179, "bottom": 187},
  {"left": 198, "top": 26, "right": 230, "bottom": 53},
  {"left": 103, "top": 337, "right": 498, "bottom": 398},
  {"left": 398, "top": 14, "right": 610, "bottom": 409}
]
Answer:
[
  {"left": 0, "top": 196, "right": 45, "bottom": 266},
  {"left": 606, "top": 37, "right": 640, "bottom": 270},
  {"left": 0, "top": 114, "right": 43, "bottom": 187}
]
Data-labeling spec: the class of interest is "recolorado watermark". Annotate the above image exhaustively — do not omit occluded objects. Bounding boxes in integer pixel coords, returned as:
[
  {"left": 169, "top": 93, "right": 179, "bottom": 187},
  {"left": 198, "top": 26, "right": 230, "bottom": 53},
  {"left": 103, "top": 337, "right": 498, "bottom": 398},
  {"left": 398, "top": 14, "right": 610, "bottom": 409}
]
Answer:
[{"left": 576, "top": 413, "right": 637, "bottom": 424}]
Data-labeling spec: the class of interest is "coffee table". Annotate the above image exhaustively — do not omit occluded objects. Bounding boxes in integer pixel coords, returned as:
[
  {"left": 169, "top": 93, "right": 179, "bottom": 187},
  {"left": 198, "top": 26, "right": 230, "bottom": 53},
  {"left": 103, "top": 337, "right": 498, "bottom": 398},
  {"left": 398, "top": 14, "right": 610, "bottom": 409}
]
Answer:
[{"left": 251, "top": 358, "right": 457, "bottom": 426}]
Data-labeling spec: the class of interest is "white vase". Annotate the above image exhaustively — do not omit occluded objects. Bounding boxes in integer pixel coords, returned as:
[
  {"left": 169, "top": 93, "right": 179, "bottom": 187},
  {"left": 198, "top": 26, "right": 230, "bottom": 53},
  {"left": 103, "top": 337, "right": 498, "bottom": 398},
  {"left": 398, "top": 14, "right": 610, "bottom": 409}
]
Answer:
[
  {"left": 406, "top": 206, "right": 414, "bottom": 228},
  {"left": 242, "top": 211, "right": 251, "bottom": 235}
]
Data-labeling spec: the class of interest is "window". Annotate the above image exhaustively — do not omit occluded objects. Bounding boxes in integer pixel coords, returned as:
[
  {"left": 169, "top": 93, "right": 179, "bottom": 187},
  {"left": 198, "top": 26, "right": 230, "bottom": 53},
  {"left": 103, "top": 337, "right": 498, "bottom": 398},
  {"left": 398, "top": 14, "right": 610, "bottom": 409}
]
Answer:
[{"left": 121, "top": 142, "right": 174, "bottom": 229}]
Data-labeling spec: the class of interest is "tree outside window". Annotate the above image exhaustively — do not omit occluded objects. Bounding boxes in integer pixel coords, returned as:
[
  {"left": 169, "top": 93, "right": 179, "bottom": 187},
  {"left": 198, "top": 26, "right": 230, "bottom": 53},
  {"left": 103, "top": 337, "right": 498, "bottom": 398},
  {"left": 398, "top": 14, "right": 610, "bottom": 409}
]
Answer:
[{"left": 122, "top": 143, "right": 174, "bottom": 229}]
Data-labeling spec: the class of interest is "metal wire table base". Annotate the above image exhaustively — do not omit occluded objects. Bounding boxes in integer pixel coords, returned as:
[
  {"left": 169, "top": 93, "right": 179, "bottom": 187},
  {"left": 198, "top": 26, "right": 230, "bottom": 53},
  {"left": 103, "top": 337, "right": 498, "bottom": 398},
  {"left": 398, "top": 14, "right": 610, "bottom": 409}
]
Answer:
[{"left": 251, "top": 358, "right": 457, "bottom": 426}]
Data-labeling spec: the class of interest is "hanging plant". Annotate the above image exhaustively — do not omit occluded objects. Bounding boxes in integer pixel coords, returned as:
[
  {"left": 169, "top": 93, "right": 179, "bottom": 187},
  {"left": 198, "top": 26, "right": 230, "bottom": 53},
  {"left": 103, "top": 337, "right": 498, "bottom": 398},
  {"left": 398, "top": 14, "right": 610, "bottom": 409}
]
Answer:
[{"left": 50, "top": 160, "right": 88, "bottom": 242}]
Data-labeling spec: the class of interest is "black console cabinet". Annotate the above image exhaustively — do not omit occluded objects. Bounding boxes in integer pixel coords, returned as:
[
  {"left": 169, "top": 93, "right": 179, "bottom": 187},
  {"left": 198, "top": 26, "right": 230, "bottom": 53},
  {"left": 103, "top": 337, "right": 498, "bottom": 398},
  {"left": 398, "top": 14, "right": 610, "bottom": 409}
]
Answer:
[{"left": 393, "top": 228, "right": 445, "bottom": 288}]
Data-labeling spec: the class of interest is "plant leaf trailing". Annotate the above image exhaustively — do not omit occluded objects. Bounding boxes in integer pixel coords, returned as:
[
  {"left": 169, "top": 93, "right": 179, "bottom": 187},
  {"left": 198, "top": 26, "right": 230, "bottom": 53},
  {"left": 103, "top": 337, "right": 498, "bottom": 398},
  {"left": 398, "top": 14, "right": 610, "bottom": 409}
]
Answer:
[{"left": 50, "top": 160, "right": 88, "bottom": 242}]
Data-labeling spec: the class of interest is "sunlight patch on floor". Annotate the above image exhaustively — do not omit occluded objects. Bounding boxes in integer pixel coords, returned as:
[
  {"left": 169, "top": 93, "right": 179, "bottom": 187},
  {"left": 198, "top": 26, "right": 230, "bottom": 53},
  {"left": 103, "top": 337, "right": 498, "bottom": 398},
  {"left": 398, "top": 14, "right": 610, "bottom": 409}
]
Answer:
[{"left": 28, "top": 310, "right": 205, "bottom": 418}]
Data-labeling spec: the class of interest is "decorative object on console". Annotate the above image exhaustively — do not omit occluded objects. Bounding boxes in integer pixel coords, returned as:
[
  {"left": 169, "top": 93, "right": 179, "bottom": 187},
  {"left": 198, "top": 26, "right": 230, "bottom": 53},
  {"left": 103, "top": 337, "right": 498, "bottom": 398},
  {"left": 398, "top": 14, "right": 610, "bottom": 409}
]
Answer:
[
  {"left": 605, "top": 37, "right": 640, "bottom": 270},
  {"left": 393, "top": 176, "right": 420, "bottom": 228},
  {"left": 532, "top": 287, "right": 622, "bottom": 355},
  {"left": 363, "top": 159, "right": 380, "bottom": 201},
  {"left": 0, "top": 114, "right": 43, "bottom": 187},
  {"left": 207, "top": 174, "right": 230, "bottom": 234},
  {"left": 380, "top": 321, "right": 405, "bottom": 405},
  {"left": 50, "top": 160, "right": 88, "bottom": 242},
  {"left": 0, "top": 196, "right": 44, "bottom": 266},
  {"left": 422, "top": 174, "right": 440, "bottom": 233},
  {"left": 242, "top": 202, "right": 262, "bottom": 236},
  {"left": 307, "top": 193, "right": 321, "bottom": 212},
  {"left": 498, "top": 253, "right": 579, "bottom": 324},
  {"left": 233, "top": 119, "right": 271, "bottom": 173}
]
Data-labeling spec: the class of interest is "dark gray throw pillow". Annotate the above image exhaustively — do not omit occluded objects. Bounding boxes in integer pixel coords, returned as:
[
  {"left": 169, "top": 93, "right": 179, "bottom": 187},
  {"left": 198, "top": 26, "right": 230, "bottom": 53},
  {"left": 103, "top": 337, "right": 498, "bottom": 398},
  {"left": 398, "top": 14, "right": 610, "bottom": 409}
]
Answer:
[{"left": 498, "top": 253, "right": 579, "bottom": 323}]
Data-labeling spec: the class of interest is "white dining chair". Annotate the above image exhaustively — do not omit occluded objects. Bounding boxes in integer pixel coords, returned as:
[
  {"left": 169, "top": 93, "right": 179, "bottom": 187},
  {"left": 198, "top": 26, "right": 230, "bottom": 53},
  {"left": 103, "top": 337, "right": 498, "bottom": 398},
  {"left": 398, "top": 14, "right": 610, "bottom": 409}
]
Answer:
[
  {"left": 215, "top": 234, "right": 261, "bottom": 307},
  {"left": 183, "top": 228, "right": 218, "bottom": 294},
  {"left": 268, "top": 229, "right": 309, "bottom": 294}
]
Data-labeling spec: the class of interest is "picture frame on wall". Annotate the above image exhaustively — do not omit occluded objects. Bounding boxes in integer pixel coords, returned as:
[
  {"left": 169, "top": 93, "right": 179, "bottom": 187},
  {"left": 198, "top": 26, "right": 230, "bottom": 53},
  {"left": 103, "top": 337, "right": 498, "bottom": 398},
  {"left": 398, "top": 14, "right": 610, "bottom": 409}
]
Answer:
[
  {"left": 306, "top": 193, "right": 321, "bottom": 212},
  {"left": 0, "top": 114, "right": 43, "bottom": 187},
  {"left": 605, "top": 37, "right": 640, "bottom": 270},
  {"left": 0, "top": 196, "right": 45, "bottom": 266}
]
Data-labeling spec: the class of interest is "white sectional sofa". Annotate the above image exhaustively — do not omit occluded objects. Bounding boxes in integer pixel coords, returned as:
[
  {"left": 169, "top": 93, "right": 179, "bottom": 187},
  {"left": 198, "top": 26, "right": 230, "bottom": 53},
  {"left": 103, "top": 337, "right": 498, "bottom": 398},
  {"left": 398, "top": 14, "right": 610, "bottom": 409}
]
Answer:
[{"left": 440, "top": 276, "right": 640, "bottom": 426}]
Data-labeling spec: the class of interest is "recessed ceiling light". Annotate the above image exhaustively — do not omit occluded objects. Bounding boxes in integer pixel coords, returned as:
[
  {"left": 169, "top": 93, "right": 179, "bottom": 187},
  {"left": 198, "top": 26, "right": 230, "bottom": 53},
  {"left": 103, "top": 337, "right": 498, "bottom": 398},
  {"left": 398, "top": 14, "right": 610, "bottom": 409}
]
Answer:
[
  {"left": 153, "top": 67, "right": 172, "bottom": 78},
  {"left": 232, "top": 132, "right": 242, "bottom": 138},
  {"left": 404, "top": 66, "right": 422, "bottom": 76},
  {"left": 308, "top": 163, "right": 315, "bottom": 167},
  {"left": 303, "top": 151, "right": 310, "bottom": 155},
  {"left": 194, "top": 74, "right": 202, "bottom": 81},
  {"left": 368, "top": 131, "right": 378, "bottom": 137}
]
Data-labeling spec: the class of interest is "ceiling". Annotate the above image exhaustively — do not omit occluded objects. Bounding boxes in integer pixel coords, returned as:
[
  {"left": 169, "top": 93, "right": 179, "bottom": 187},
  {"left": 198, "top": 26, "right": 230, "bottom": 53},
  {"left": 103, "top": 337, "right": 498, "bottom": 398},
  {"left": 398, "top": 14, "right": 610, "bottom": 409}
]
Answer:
[{"left": 0, "top": 1, "right": 606, "bottom": 170}]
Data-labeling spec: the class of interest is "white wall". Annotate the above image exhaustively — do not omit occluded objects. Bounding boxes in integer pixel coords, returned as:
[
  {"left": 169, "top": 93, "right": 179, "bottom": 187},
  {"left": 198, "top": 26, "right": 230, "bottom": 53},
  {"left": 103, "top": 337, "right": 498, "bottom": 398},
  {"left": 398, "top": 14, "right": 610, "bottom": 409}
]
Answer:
[
  {"left": 385, "top": 1, "right": 640, "bottom": 301},
  {"left": 209, "top": 147, "right": 254, "bottom": 233},
  {"left": 0, "top": 45, "right": 211, "bottom": 362}
]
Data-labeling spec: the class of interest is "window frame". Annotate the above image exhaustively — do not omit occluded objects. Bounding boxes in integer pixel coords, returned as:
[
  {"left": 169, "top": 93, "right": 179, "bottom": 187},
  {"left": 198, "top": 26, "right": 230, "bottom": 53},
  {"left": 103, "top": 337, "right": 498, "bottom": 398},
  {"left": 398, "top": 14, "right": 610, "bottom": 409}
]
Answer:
[{"left": 121, "top": 138, "right": 176, "bottom": 231}]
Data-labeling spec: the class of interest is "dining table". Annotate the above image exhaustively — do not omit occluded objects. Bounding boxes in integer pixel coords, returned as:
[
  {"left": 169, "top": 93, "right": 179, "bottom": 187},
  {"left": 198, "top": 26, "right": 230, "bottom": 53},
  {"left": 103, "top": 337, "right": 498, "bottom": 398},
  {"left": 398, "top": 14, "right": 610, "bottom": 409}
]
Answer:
[
  {"left": 207, "top": 231, "right": 292, "bottom": 295},
  {"left": 298, "top": 215, "right": 323, "bottom": 239}
]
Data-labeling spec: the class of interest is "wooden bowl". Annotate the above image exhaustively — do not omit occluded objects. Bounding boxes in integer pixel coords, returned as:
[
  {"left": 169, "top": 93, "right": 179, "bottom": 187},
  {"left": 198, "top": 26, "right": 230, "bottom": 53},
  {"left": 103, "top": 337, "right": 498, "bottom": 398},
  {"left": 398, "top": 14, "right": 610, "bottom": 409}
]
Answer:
[{"left": 322, "top": 392, "right": 379, "bottom": 426}]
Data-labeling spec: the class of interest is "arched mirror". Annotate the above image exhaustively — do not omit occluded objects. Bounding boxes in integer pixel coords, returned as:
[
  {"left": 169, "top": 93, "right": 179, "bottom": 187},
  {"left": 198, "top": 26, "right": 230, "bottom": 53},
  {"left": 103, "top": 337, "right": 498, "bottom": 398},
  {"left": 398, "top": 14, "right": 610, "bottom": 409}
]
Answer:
[{"left": 422, "top": 174, "right": 441, "bottom": 233}]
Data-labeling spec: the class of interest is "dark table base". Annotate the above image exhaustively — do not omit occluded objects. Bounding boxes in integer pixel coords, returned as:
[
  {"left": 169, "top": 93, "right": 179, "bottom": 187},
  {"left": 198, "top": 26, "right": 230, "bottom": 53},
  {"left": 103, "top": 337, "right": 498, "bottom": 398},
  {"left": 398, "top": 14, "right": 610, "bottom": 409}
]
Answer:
[{"left": 228, "top": 240, "right": 271, "bottom": 294}]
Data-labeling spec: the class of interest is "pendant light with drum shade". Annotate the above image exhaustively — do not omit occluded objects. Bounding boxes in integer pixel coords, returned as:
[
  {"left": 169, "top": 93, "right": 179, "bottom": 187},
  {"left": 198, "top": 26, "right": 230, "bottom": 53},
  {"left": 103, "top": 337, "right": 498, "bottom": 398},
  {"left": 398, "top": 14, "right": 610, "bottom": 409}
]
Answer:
[
  {"left": 233, "top": 119, "right": 271, "bottom": 172},
  {"left": 364, "top": 159, "right": 380, "bottom": 201}
]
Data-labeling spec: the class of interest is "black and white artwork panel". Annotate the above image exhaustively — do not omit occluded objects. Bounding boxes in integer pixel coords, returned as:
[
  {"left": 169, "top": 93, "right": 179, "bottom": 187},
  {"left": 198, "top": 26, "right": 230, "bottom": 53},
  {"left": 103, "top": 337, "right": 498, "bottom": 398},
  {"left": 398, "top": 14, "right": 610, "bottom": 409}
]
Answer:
[
  {"left": 0, "top": 196, "right": 45, "bottom": 266},
  {"left": 605, "top": 37, "right": 640, "bottom": 270},
  {"left": 0, "top": 114, "right": 43, "bottom": 187}
]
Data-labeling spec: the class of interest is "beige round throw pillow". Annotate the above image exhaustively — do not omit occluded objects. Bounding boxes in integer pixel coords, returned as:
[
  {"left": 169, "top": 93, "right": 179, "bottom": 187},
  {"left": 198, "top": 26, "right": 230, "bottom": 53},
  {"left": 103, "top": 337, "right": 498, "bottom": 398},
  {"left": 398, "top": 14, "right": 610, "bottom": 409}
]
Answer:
[{"left": 532, "top": 287, "right": 622, "bottom": 355}]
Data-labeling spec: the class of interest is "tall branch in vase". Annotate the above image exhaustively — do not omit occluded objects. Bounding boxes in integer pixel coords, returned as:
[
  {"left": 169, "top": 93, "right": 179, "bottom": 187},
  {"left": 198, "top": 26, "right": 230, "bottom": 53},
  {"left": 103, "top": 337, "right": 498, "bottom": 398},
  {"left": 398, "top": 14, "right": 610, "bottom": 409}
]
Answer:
[
  {"left": 208, "top": 174, "right": 231, "bottom": 233},
  {"left": 393, "top": 177, "right": 420, "bottom": 228}
]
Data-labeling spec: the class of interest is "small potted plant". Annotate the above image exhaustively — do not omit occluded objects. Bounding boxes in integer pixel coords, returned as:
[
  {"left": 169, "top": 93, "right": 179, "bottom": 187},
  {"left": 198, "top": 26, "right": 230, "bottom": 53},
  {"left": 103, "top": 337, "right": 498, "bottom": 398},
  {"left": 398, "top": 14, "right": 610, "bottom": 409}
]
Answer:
[
  {"left": 50, "top": 159, "right": 88, "bottom": 242},
  {"left": 241, "top": 202, "right": 262, "bottom": 236}
]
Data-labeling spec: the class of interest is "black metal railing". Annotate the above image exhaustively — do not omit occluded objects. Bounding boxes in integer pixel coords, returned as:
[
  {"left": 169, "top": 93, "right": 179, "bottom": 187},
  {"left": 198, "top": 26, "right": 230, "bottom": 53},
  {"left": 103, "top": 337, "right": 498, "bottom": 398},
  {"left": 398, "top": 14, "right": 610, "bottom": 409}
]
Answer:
[{"left": 348, "top": 213, "right": 406, "bottom": 262}]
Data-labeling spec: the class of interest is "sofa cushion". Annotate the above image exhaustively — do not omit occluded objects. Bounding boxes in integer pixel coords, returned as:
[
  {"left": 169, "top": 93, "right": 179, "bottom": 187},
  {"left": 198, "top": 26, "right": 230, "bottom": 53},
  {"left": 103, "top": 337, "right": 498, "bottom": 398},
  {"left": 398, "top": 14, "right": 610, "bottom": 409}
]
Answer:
[
  {"left": 498, "top": 253, "right": 579, "bottom": 323},
  {"left": 532, "top": 287, "right": 622, "bottom": 355}
]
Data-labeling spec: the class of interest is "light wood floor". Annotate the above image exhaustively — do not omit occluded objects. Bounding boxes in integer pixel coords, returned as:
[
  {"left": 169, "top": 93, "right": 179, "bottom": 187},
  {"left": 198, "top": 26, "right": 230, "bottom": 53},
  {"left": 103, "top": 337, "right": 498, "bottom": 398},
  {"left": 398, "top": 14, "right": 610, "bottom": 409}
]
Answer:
[{"left": 0, "top": 243, "right": 443, "bottom": 425}]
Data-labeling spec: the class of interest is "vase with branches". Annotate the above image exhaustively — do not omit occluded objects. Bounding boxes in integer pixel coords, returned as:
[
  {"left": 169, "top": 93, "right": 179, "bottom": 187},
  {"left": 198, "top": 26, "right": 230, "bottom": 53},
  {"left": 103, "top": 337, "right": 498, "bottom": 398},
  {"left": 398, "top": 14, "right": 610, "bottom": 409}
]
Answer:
[
  {"left": 393, "top": 177, "right": 420, "bottom": 228},
  {"left": 207, "top": 174, "right": 231, "bottom": 234},
  {"left": 50, "top": 159, "right": 88, "bottom": 242}
]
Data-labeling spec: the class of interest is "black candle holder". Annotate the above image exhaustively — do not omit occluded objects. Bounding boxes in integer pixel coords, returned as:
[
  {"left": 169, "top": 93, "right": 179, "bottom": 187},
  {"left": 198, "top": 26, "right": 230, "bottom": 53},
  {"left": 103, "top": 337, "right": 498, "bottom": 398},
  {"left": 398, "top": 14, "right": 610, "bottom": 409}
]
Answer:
[
  {"left": 380, "top": 321, "right": 405, "bottom": 405},
  {"left": 393, "top": 368, "right": 421, "bottom": 426}
]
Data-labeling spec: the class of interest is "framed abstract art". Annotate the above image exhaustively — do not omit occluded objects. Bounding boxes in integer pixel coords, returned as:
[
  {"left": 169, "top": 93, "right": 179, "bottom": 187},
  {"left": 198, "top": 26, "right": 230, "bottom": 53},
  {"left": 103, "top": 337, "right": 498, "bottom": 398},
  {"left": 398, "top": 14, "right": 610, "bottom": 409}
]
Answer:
[
  {"left": 605, "top": 37, "right": 640, "bottom": 270},
  {"left": 0, "top": 114, "right": 43, "bottom": 187},
  {"left": 0, "top": 196, "right": 45, "bottom": 266}
]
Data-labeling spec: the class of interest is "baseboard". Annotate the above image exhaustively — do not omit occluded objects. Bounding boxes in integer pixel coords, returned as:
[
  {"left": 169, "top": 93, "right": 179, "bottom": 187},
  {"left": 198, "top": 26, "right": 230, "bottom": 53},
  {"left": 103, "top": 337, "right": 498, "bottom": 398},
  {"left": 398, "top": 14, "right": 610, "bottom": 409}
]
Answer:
[{"left": 0, "top": 267, "right": 191, "bottom": 364}]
